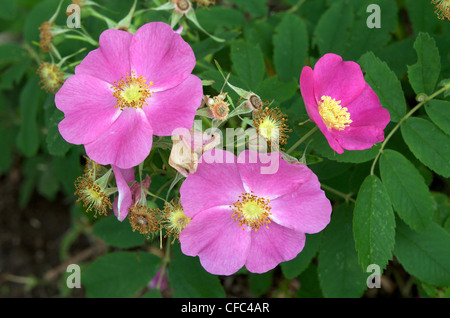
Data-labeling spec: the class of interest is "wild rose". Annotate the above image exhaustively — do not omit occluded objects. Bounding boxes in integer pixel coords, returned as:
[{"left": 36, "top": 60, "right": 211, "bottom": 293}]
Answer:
[
  {"left": 299, "top": 53, "right": 390, "bottom": 154},
  {"left": 179, "top": 149, "right": 332, "bottom": 275},
  {"left": 55, "top": 22, "right": 203, "bottom": 169}
]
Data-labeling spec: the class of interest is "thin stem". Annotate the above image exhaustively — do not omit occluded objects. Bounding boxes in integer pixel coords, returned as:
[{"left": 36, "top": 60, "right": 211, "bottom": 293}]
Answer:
[
  {"left": 321, "top": 184, "right": 356, "bottom": 203},
  {"left": 370, "top": 84, "right": 450, "bottom": 175},
  {"left": 156, "top": 236, "right": 172, "bottom": 290},
  {"left": 286, "top": 126, "right": 318, "bottom": 154}
]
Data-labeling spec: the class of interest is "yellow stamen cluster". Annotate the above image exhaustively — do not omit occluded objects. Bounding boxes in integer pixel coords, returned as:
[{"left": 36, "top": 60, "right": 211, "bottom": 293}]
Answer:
[
  {"left": 253, "top": 106, "right": 291, "bottom": 149},
  {"left": 159, "top": 201, "right": 191, "bottom": 243},
  {"left": 37, "top": 62, "right": 64, "bottom": 94},
  {"left": 128, "top": 205, "right": 159, "bottom": 239},
  {"left": 38, "top": 21, "right": 54, "bottom": 52},
  {"left": 231, "top": 192, "right": 272, "bottom": 232},
  {"left": 318, "top": 95, "right": 352, "bottom": 131},
  {"left": 431, "top": 0, "right": 450, "bottom": 20},
  {"left": 74, "top": 175, "right": 112, "bottom": 217},
  {"left": 112, "top": 71, "right": 153, "bottom": 111},
  {"left": 207, "top": 93, "right": 230, "bottom": 121}
]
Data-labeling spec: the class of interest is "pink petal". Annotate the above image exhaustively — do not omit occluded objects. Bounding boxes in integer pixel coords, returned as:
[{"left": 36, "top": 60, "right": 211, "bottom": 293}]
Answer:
[
  {"left": 112, "top": 165, "right": 134, "bottom": 221},
  {"left": 236, "top": 150, "right": 311, "bottom": 200},
  {"left": 56, "top": 75, "right": 120, "bottom": 145},
  {"left": 335, "top": 126, "right": 386, "bottom": 151},
  {"left": 269, "top": 171, "right": 332, "bottom": 234},
  {"left": 245, "top": 222, "right": 306, "bottom": 273},
  {"left": 75, "top": 29, "right": 132, "bottom": 84},
  {"left": 180, "top": 149, "right": 245, "bottom": 218},
  {"left": 344, "top": 84, "right": 391, "bottom": 128},
  {"left": 179, "top": 206, "right": 251, "bottom": 276},
  {"left": 84, "top": 108, "right": 153, "bottom": 169},
  {"left": 312, "top": 53, "right": 366, "bottom": 106},
  {"left": 144, "top": 75, "right": 203, "bottom": 136},
  {"left": 129, "top": 22, "right": 196, "bottom": 92}
]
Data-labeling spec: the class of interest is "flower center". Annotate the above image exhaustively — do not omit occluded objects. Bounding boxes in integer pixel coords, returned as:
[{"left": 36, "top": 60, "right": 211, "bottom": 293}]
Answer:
[
  {"left": 253, "top": 106, "right": 291, "bottom": 148},
  {"left": 318, "top": 95, "right": 352, "bottom": 131},
  {"left": 169, "top": 208, "right": 191, "bottom": 232},
  {"left": 74, "top": 176, "right": 111, "bottom": 217},
  {"left": 112, "top": 71, "right": 153, "bottom": 110},
  {"left": 231, "top": 192, "right": 272, "bottom": 231}
]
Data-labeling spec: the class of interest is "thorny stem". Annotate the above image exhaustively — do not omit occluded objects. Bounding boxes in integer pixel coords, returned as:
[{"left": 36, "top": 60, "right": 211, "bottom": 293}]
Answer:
[
  {"left": 370, "top": 84, "right": 450, "bottom": 175},
  {"left": 286, "top": 126, "right": 318, "bottom": 154},
  {"left": 321, "top": 184, "right": 356, "bottom": 203}
]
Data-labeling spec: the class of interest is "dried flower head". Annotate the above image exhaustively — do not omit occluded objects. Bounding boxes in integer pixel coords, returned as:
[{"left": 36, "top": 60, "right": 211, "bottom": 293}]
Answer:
[
  {"left": 38, "top": 21, "right": 54, "bottom": 52},
  {"left": 37, "top": 62, "right": 64, "bottom": 94},
  {"left": 193, "top": 0, "right": 216, "bottom": 8},
  {"left": 206, "top": 93, "right": 229, "bottom": 120},
  {"left": 128, "top": 205, "right": 159, "bottom": 238},
  {"left": 171, "top": 0, "right": 192, "bottom": 14}
]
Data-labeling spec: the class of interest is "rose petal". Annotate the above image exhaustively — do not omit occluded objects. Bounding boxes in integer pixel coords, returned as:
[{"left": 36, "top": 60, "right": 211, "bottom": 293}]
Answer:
[
  {"left": 269, "top": 171, "right": 332, "bottom": 234},
  {"left": 236, "top": 150, "right": 311, "bottom": 200},
  {"left": 84, "top": 108, "right": 153, "bottom": 169},
  {"left": 179, "top": 206, "right": 250, "bottom": 276},
  {"left": 144, "top": 75, "right": 203, "bottom": 136},
  {"left": 112, "top": 165, "right": 134, "bottom": 221},
  {"left": 129, "top": 22, "right": 196, "bottom": 92},
  {"left": 180, "top": 149, "right": 245, "bottom": 218},
  {"left": 75, "top": 29, "right": 132, "bottom": 84},
  {"left": 245, "top": 222, "right": 306, "bottom": 273},
  {"left": 56, "top": 74, "right": 120, "bottom": 145}
]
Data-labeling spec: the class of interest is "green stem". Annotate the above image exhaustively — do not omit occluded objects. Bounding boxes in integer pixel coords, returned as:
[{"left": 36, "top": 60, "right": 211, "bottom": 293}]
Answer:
[
  {"left": 156, "top": 236, "right": 172, "bottom": 291},
  {"left": 286, "top": 126, "right": 318, "bottom": 154},
  {"left": 370, "top": 84, "right": 450, "bottom": 175},
  {"left": 321, "top": 184, "right": 356, "bottom": 203}
]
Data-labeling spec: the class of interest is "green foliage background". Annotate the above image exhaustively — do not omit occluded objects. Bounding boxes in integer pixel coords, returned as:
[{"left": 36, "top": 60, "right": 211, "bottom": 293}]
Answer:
[{"left": 0, "top": 0, "right": 449, "bottom": 298}]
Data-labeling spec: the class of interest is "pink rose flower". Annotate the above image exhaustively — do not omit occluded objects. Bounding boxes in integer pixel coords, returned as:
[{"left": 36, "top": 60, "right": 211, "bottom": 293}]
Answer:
[
  {"left": 55, "top": 22, "right": 203, "bottom": 169},
  {"left": 179, "top": 149, "right": 332, "bottom": 275},
  {"left": 300, "top": 53, "right": 390, "bottom": 154}
]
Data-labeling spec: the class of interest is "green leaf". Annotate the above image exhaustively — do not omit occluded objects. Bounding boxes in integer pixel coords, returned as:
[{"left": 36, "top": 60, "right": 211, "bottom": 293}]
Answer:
[
  {"left": 230, "top": 40, "right": 266, "bottom": 91},
  {"left": 353, "top": 175, "right": 395, "bottom": 271},
  {"left": 249, "top": 270, "right": 273, "bottom": 297},
  {"left": 345, "top": 0, "right": 398, "bottom": 61},
  {"left": 380, "top": 150, "right": 434, "bottom": 232},
  {"left": 405, "top": 0, "right": 442, "bottom": 35},
  {"left": 16, "top": 75, "right": 43, "bottom": 157},
  {"left": 273, "top": 13, "right": 308, "bottom": 83},
  {"left": 358, "top": 51, "right": 407, "bottom": 122},
  {"left": 281, "top": 232, "right": 322, "bottom": 279},
  {"left": 401, "top": 117, "right": 450, "bottom": 178},
  {"left": 93, "top": 215, "right": 147, "bottom": 249},
  {"left": 394, "top": 220, "right": 450, "bottom": 287},
  {"left": 83, "top": 251, "right": 161, "bottom": 297},
  {"left": 168, "top": 244, "right": 225, "bottom": 298},
  {"left": 431, "top": 192, "right": 450, "bottom": 231},
  {"left": 313, "top": 0, "right": 353, "bottom": 56},
  {"left": 46, "top": 108, "right": 72, "bottom": 156},
  {"left": 407, "top": 33, "right": 441, "bottom": 95},
  {"left": 297, "top": 263, "right": 323, "bottom": 298},
  {"left": 425, "top": 100, "right": 450, "bottom": 136},
  {"left": 318, "top": 204, "right": 367, "bottom": 298},
  {"left": 227, "top": 0, "right": 268, "bottom": 18},
  {"left": 256, "top": 76, "right": 298, "bottom": 105}
]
